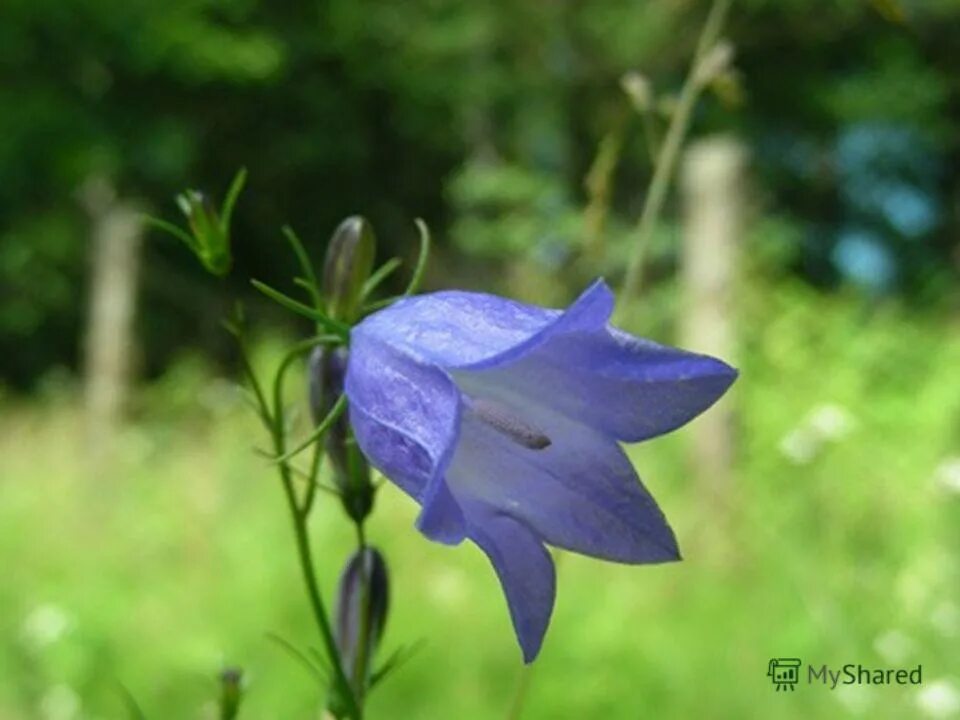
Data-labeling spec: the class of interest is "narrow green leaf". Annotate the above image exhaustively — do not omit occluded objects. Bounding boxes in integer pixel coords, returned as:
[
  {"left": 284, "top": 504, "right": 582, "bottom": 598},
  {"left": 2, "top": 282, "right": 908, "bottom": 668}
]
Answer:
[
  {"left": 143, "top": 215, "right": 198, "bottom": 251},
  {"left": 362, "top": 257, "right": 403, "bottom": 299},
  {"left": 370, "top": 640, "right": 425, "bottom": 690},
  {"left": 250, "top": 280, "right": 349, "bottom": 337},
  {"left": 402, "top": 219, "right": 431, "bottom": 298},
  {"left": 271, "top": 394, "right": 347, "bottom": 465},
  {"left": 219, "top": 167, "right": 248, "bottom": 236},
  {"left": 284, "top": 226, "right": 323, "bottom": 311},
  {"left": 267, "top": 632, "right": 329, "bottom": 682}
]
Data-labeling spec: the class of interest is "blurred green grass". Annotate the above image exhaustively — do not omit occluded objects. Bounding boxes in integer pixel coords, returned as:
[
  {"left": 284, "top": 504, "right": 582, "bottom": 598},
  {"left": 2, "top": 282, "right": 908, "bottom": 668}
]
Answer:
[{"left": 1, "top": 280, "right": 958, "bottom": 719}]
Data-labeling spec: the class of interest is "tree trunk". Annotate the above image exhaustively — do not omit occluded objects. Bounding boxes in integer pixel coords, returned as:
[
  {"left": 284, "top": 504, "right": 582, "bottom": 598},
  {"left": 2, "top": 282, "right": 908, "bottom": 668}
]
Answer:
[
  {"left": 80, "top": 177, "right": 144, "bottom": 462},
  {"left": 679, "top": 135, "right": 745, "bottom": 551}
]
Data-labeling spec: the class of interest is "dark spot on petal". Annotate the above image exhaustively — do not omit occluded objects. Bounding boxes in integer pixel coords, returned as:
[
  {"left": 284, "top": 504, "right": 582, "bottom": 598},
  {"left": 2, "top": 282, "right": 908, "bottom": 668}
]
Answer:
[{"left": 467, "top": 397, "right": 552, "bottom": 451}]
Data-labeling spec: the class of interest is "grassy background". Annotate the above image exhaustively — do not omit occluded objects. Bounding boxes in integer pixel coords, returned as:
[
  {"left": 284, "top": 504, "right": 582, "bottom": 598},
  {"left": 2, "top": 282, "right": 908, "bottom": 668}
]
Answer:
[{"left": 1, "top": 277, "right": 958, "bottom": 719}]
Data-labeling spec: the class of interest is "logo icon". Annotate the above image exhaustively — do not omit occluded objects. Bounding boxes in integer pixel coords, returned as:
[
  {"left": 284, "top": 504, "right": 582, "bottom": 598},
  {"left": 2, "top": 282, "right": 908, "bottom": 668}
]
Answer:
[{"left": 768, "top": 658, "right": 802, "bottom": 691}]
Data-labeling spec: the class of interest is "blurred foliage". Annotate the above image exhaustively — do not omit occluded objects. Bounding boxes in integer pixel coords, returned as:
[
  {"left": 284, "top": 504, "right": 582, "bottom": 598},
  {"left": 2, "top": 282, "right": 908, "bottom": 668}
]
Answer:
[
  {"left": 1, "top": 263, "right": 958, "bottom": 717},
  {"left": 2, "top": 0, "right": 960, "bottom": 388}
]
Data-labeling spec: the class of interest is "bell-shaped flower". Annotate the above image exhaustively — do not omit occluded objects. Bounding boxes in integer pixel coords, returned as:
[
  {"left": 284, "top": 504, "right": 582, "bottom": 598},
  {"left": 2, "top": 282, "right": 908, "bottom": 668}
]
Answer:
[{"left": 344, "top": 280, "right": 737, "bottom": 662}]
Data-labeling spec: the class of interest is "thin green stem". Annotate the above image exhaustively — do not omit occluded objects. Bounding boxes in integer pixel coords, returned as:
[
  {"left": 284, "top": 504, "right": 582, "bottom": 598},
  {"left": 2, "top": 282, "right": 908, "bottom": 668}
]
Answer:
[
  {"left": 301, "top": 439, "right": 325, "bottom": 517},
  {"left": 234, "top": 340, "right": 272, "bottom": 427},
  {"left": 639, "top": 102, "right": 662, "bottom": 162},
  {"left": 505, "top": 665, "right": 535, "bottom": 720},
  {"left": 232, "top": 323, "right": 360, "bottom": 720},
  {"left": 620, "top": 0, "right": 733, "bottom": 304},
  {"left": 270, "top": 361, "right": 362, "bottom": 720},
  {"left": 278, "top": 465, "right": 361, "bottom": 719}
]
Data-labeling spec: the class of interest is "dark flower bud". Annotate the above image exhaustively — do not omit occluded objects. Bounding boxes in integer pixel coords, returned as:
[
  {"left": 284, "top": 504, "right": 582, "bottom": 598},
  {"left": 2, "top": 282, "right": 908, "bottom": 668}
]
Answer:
[
  {"left": 218, "top": 667, "right": 243, "bottom": 720},
  {"left": 323, "top": 216, "right": 376, "bottom": 323},
  {"left": 307, "top": 345, "right": 374, "bottom": 524},
  {"left": 334, "top": 547, "right": 389, "bottom": 697},
  {"left": 307, "top": 344, "right": 332, "bottom": 428}
]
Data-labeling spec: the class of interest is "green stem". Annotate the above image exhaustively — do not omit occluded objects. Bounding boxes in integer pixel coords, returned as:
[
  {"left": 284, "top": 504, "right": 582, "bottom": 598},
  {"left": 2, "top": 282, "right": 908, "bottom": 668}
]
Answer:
[
  {"left": 301, "top": 439, "right": 325, "bottom": 517},
  {"left": 505, "top": 664, "right": 535, "bottom": 720},
  {"left": 242, "top": 334, "right": 360, "bottom": 720},
  {"left": 620, "top": 0, "right": 733, "bottom": 303},
  {"left": 278, "top": 466, "right": 361, "bottom": 719}
]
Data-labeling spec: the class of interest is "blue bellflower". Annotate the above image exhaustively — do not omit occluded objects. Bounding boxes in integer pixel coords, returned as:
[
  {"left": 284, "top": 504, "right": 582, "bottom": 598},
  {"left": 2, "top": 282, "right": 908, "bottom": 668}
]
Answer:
[{"left": 344, "top": 280, "right": 737, "bottom": 662}]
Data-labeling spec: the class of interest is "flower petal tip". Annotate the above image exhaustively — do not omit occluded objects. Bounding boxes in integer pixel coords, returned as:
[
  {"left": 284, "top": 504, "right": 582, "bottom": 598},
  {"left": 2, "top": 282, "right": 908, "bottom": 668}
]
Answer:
[
  {"left": 637, "top": 528, "right": 683, "bottom": 565},
  {"left": 415, "top": 481, "right": 468, "bottom": 545},
  {"left": 521, "top": 643, "right": 541, "bottom": 665}
]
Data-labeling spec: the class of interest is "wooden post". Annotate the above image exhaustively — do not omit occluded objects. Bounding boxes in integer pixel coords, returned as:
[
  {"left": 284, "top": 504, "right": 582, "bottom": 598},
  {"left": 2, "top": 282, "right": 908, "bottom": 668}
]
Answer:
[
  {"left": 679, "top": 136, "right": 744, "bottom": 520},
  {"left": 80, "top": 177, "right": 144, "bottom": 460}
]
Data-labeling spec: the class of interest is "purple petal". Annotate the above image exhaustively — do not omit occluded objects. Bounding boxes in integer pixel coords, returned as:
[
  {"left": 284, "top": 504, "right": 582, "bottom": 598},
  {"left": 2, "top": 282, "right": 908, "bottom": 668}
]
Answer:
[
  {"left": 345, "top": 333, "right": 466, "bottom": 544},
  {"left": 455, "top": 326, "right": 736, "bottom": 443},
  {"left": 465, "top": 501, "right": 555, "bottom": 663},
  {"left": 446, "top": 395, "right": 680, "bottom": 564},
  {"left": 355, "top": 279, "right": 613, "bottom": 370}
]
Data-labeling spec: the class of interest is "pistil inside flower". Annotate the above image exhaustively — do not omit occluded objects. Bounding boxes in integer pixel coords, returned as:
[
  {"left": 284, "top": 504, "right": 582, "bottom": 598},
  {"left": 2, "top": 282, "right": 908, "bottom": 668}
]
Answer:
[{"left": 462, "top": 394, "right": 552, "bottom": 451}]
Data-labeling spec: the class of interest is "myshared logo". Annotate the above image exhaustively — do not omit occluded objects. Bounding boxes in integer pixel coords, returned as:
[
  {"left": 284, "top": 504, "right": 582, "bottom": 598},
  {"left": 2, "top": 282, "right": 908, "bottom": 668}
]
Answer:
[
  {"left": 768, "top": 658, "right": 923, "bottom": 691},
  {"left": 767, "top": 658, "right": 802, "bottom": 691}
]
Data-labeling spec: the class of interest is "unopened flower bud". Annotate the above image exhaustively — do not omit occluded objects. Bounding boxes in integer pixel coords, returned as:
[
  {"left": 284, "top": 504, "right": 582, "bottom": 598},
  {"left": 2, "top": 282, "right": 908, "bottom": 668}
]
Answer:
[
  {"left": 219, "top": 667, "right": 244, "bottom": 720},
  {"left": 307, "top": 345, "right": 374, "bottom": 524},
  {"left": 150, "top": 169, "right": 245, "bottom": 277},
  {"left": 323, "top": 216, "right": 376, "bottom": 323},
  {"left": 176, "top": 189, "right": 232, "bottom": 276},
  {"left": 334, "top": 547, "right": 389, "bottom": 695}
]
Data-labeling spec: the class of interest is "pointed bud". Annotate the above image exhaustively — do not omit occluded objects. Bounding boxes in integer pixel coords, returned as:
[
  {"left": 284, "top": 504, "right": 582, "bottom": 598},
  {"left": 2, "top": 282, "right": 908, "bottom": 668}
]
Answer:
[
  {"left": 219, "top": 667, "right": 244, "bottom": 720},
  {"left": 334, "top": 547, "right": 389, "bottom": 696},
  {"left": 151, "top": 168, "right": 244, "bottom": 277},
  {"left": 176, "top": 189, "right": 232, "bottom": 276},
  {"left": 307, "top": 345, "right": 374, "bottom": 524},
  {"left": 323, "top": 216, "right": 376, "bottom": 323}
]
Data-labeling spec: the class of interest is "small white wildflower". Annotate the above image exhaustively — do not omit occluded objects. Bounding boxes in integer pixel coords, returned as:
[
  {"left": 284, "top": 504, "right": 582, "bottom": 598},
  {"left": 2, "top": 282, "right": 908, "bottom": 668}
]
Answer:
[
  {"left": 807, "top": 403, "right": 856, "bottom": 441},
  {"left": 931, "top": 601, "right": 960, "bottom": 638},
  {"left": 39, "top": 684, "right": 80, "bottom": 720},
  {"left": 21, "top": 604, "right": 71, "bottom": 650},
  {"left": 779, "top": 428, "right": 820, "bottom": 465},
  {"left": 933, "top": 458, "right": 960, "bottom": 495},
  {"left": 835, "top": 683, "right": 872, "bottom": 715},
  {"left": 916, "top": 678, "right": 960, "bottom": 718},
  {"left": 873, "top": 628, "right": 915, "bottom": 665}
]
